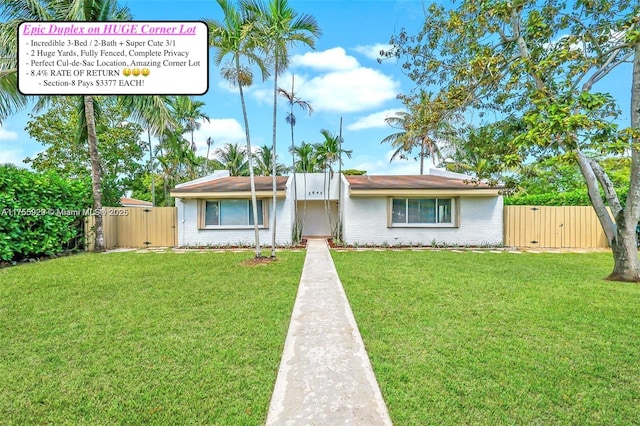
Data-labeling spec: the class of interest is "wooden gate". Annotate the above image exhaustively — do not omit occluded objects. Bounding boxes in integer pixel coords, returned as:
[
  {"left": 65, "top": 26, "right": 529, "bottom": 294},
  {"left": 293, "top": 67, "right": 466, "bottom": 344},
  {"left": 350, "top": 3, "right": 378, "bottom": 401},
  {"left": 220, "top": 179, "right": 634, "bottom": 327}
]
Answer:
[
  {"left": 503, "top": 206, "right": 610, "bottom": 248},
  {"left": 85, "top": 207, "right": 177, "bottom": 250}
]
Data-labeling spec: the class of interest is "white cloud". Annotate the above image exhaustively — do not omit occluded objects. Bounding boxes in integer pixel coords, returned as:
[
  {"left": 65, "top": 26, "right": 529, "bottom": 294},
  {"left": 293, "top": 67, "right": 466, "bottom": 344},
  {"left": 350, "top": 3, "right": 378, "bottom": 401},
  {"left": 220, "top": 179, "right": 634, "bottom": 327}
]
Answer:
[
  {"left": 0, "top": 125, "right": 22, "bottom": 165},
  {"left": 347, "top": 148, "right": 446, "bottom": 175},
  {"left": 217, "top": 78, "right": 237, "bottom": 93},
  {"left": 250, "top": 86, "right": 272, "bottom": 105},
  {"left": 291, "top": 47, "right": 359, "bottom": 71},
  {"left": 298, "top": 68, "right": 400, "bottom": 113},
  {"left": 0, "top": 148, "right": 25, "bottom": 166},
  {"left": 0, "top": 125, "right": 18, "bottom": 141},
  {"left": 191, "top": 118, "right": 247, "bottom": 158},
  {"left": 352, "top": 43, "right": 393, "bottom": 61},
  {"left": 347, "top": 109, "right": 404, "bottom": 131},
  {"left": 350, "top": 156, "right": 420, "bottom": 175},
  {"left": 251, "top": 48, "right": 401, "bottom": 114}
]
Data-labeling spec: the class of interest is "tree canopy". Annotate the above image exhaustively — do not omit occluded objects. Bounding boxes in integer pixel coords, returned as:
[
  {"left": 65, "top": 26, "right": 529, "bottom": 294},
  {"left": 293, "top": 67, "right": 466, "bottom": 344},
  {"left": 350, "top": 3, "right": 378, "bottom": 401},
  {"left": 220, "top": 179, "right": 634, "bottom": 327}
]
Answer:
[
  {"left": 24, "top": 97, "right": 145, "bottom": 206},
  {"left": 385, "top": 0, "right": 639, "bottom": 280}
]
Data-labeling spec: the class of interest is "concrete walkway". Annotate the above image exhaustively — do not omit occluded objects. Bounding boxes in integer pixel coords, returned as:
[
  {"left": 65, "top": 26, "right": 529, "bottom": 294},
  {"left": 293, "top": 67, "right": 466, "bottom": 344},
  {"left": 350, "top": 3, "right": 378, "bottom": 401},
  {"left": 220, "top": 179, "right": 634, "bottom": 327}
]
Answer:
[{"left": 266, "top": 239, "right": 392, "bottom": 425}]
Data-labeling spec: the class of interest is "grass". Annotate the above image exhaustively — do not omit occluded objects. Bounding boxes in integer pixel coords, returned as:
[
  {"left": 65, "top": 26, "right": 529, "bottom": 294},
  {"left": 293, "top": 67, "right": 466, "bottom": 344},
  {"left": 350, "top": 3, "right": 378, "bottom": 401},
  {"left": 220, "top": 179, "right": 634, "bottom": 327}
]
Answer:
[
  {"left": 332, "top": 250, "right": 640, "bottom": 425},
  {"left": 0, "top": 250, "right": 305, "bottom": 425}
]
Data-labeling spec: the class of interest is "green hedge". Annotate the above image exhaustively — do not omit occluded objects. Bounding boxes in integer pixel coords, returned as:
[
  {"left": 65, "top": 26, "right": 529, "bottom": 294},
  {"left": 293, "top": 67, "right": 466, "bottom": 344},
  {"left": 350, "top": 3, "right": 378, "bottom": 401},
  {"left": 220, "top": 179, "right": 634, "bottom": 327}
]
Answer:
[
  {"left": 0, "top": 165, "right": 91, "bottom": 262},
  {"left": 505, "top": 187, "right": 629, "bottom": 206},
  {"left": 504, "top": 190, "right": 591, "bottom": 206}
]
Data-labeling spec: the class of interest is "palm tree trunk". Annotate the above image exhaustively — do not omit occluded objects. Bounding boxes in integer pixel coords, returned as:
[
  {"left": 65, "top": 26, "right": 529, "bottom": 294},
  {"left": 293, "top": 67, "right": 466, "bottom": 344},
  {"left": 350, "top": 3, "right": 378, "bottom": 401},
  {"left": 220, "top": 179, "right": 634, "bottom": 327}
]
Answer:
[
  {"left": 323, "top": 166, "right": 331, "bottom": 236},
  {"left": 148, "top": 127, "right": 155, "bottom": 207},
  {"left": 270, "top": 52, "right": 279, "bottom": 257},
  {"left": 302, "top": 170, "right": 308, "bottom": 234},
  {"left": 290, "top": 77, "right": 299, "bottom": 243},
  {"left": 337, "top": 117, "right": 343, "bottom": 241},
  {"left": 84, "top": 95, "right": 104, "bottom": 251},
  {"left": 420, "top": 138, "right": 426, "bottom": 175},
  {"left": 237, "top": 57, "right": 262, "bottom": 258}
]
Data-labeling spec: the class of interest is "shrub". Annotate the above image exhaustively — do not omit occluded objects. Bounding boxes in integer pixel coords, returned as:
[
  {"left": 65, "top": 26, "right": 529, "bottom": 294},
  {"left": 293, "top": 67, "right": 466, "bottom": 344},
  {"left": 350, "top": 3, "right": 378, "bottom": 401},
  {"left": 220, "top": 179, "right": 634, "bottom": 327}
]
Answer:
[
  {"left": 504, "top": 186, "right": 630, "bottom": 206},
  {"left": 0, "top": 165, "right": 91, "bottom": 262}
]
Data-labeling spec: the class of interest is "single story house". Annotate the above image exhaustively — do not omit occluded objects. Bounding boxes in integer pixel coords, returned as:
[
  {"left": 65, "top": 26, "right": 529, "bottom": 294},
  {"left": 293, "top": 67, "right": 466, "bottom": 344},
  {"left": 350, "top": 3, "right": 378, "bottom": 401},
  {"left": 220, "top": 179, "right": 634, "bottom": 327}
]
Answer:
[{"left": 170, "top": 169, "right": 503, "bottom": 247}]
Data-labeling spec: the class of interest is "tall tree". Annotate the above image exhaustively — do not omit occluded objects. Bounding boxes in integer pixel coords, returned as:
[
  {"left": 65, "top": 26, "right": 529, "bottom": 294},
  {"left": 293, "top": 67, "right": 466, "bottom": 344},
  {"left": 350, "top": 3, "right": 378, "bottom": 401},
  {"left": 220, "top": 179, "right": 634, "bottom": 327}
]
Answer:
[
  {"left": 0, "top": 0, "right": 37, "bottom": 122},
  {"left": 207, "top": 0, "right": 270, "bottom": 258},
  {"left": 156, "top": 127, "right": 201, "bottom": 205},
  {"left": 1, "top": 0, "right": 136, "bottom": 251},
  {"left": 443, "top": 118, "right": 526, "bottom": 188},
  {"left": 254, "top": 144, "right": 286, "bottom": 176},
  {"left": 381, "top": 92, "right": 460, "bottom": 174},
  {"left": 169, "top": 96, "right": 210, "bottom": 179},
  {"left": 278, "top": 74, "right": 313, "bottom": 242},
  {"left": 24, "top": 96, "right": 146, "bottom": 206},
  {"left": 387, "top": 0, "right": 640, "bottom": 280},
  {"left": 118, "top": 94, "right": 176, "bottom": 206},
  {"left": 206, "top": 136, "right": 214, "bottom": 160},
  {"left": 245, "top": 0, "right": 320, "bottom": 256},
  {"left": 278, "top": 74, "right": 313, "bottom": 168},
  {"left": 171, "top": 96, "right": 210, "bottom": 153},
  {"left": 290, "top": 142, "right": 318, "bottom": 173},
  {"left": 0, "top": 0, "right": 155, "bottom": 251},
  {"left": 214, "top": 142, "right": 249, "bottom": 176}
]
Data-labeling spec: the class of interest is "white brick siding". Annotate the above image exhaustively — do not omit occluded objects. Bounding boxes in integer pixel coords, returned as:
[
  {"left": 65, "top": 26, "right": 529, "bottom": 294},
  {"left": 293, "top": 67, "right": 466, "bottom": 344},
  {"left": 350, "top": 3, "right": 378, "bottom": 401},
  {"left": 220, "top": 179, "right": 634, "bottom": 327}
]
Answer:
[
  {"left": 341, "top": 195, "right": 503, "bottom": 246},
  {"left": 173, "top": 172, "right": 503, "bottom": 247},
  {"left": 175, "top": 191, "right": 293, "bottom": 247}
]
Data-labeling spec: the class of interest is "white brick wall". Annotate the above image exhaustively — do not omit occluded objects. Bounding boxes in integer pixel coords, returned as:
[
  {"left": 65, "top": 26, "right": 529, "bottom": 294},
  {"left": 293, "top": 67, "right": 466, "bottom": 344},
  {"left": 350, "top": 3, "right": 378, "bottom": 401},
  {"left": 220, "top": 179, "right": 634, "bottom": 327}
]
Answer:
[
  {"left": 342, "top": 195, "right": 503, "bottom": 246},
  {"left": 175, "top": 188, "right": 293, "bottom": 247}
]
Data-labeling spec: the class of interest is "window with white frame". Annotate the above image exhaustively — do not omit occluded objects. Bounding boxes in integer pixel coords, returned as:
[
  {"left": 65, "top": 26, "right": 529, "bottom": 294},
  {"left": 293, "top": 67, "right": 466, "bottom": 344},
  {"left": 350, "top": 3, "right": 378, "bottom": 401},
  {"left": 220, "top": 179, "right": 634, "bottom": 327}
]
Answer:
[
  {"left": 201, "top": 199, "right": 265, "bottom": 228},
  {"left": 391, "top": 198, "right": 454, "bottom": 226}
]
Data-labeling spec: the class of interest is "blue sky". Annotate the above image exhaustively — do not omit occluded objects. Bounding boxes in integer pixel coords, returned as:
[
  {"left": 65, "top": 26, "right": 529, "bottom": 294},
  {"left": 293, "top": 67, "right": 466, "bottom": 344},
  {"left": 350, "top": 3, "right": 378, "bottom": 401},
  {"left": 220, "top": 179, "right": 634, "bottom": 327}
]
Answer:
[{"left": 0, "top": 0, "right": 633, "bottom": 175}]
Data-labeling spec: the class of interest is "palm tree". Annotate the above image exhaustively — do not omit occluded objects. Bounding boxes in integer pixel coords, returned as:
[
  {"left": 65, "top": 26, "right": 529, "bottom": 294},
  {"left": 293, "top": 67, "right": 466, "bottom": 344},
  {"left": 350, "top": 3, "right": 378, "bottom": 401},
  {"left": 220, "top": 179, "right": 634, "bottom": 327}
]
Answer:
[
  {"left": 314, "top": 129, "right": 352, "bottom": 239},
  {"left": 171, "top": 96, "right": 210, "bottom": 152},
  {"left": 156, "top": 128, "right": 200, "bottom": 205},
  {"left": 290, "top": 141, "right": 318, "bottom": 173},
  {"left": 0, "top": 0, "right": 37, "bottom": 122},
  {"left": 381, "top": 93, "right": 459, "bottom": 174},
  {"left": 118, "top": 95, "right": 176, "bottom": 207},
  {"left": 380, "top": 111, "right": 443, "bottom": 175},
  {"left": 254, "top": 144, "right": 287, "bottom": 176},
  {"left": 68, "top": 1, "right": 136, "bottom": 250},
  {"left": 207, "top": 0, "right": 270, "bottom": 258},
  {"left": 206, "top": 136, "right": 214, "bottom": 160},
  {"left": 214, "top": 143, "right": 249, "bottom": 176},
  {"left": 169, "top": 96, "right": 210, "bottom": 179},
  {"left": 244, "top": 0, "right": 321, "bottom": 256},
  {"left": 278, "top": 74, "right": 313, "bottom": 168},
  {"left": 2, "top": 1, "right": 179, "bottom": 235},
  {"left": 278, "top": 74, "right": 313, "bottom": 242}
]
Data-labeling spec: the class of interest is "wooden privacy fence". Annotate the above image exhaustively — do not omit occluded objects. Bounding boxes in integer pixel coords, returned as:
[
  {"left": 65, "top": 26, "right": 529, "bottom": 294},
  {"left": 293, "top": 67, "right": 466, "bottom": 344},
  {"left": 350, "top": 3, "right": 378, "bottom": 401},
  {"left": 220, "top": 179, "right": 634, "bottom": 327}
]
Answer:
[
  {"left": 503, "top": 205, "right": 610, "bottom": 248},
  {"left": 84, "top": 205, "right": 609, "bottom": 250},
  {"left": 85, "top": 207, "right": 177, "bottom": 250}
]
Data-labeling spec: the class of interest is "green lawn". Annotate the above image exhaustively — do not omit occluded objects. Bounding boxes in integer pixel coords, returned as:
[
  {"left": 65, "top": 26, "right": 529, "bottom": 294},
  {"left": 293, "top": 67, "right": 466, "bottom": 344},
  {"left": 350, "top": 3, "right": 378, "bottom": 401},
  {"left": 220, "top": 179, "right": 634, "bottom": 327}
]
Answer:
[
  {"left": 0, "top": 251, "right": 304, "bottom": 425},
  {"left": 333, "top": 250, "right": 640, "bottom": 425}
]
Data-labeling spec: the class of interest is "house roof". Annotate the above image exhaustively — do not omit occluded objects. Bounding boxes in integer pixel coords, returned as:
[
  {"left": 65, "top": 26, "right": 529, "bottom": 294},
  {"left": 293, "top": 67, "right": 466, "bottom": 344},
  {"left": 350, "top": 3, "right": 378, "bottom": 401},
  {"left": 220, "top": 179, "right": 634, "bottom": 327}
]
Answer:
[
  {"left": 345, "top": 175, "right": 502, "bottom": 197},
  {"left": 120, "top": 197, "right": 153, "bottom": 207},
  {"left": 170, "top": 176, "right": 289, "bottom": 199}
]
